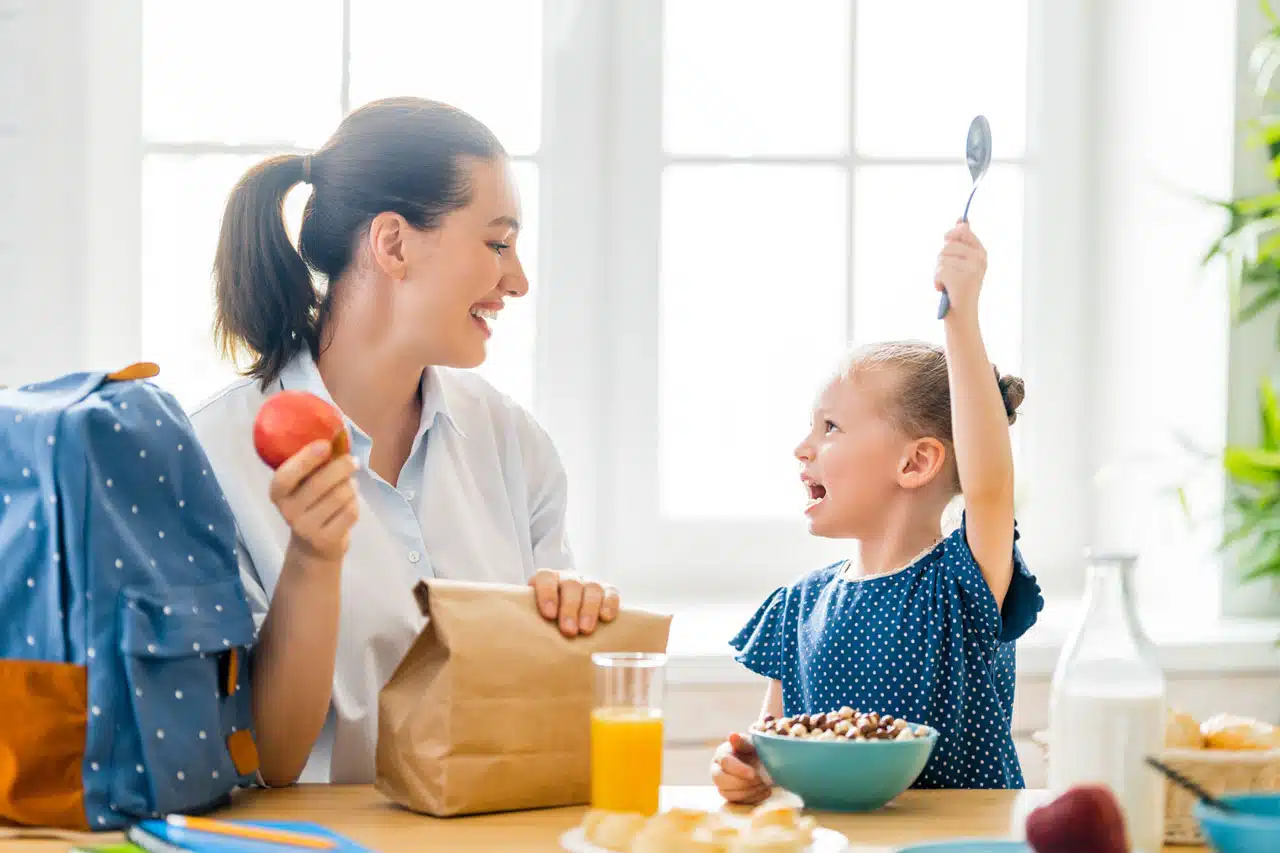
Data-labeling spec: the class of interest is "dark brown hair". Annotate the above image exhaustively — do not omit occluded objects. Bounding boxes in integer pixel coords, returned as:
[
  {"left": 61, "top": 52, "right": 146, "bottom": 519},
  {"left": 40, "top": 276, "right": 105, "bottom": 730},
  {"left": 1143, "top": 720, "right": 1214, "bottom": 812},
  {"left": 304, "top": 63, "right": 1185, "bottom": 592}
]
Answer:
[
  {"left": 845, "top": 340, "right": 1025, "bottom": 489},
  {"left": 213, "top": 97, "right": 505, "bottom": 385}
]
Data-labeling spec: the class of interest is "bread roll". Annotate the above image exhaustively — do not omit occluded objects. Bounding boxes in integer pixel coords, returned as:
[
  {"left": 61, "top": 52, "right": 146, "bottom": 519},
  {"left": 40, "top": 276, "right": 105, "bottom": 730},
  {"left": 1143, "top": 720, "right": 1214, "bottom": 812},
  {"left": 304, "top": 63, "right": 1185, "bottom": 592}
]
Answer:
[
  {"left": 631, "top": 822, "right": 729, "bottom": 853},
  {"left": 629, "top": 808, "right": 734, "bottom": 853},
  {"left": 1201, "top": 714, "right": 1280, "bottom": 750},
  {"left": 748, "top": 806, "right": 799, "bottom": 831},
  {"left": 1164, "top": 709, "right": 1205, "bottom": 749},
  {"left": 581, "top": 809, "right": 647, "bottom": 852},
  {"left": 746, "top": 804, "right": 815, "bottom": 845},
  {"left": 728, "top": 826, "right": 807, "bottom": 853}
]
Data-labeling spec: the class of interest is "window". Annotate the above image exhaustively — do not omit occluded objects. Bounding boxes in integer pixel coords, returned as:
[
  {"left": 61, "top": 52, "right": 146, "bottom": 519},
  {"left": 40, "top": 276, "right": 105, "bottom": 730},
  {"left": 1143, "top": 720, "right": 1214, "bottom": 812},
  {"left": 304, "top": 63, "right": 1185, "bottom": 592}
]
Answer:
[
  {"left": 132, "top": 1, "right": 1088, "bottom": 604},
  {"left": 600, "top": 0, "right": 1035, "bottom": 599},
  {"left": 140, "top": 0, "right": 541, "bottom": 410}
]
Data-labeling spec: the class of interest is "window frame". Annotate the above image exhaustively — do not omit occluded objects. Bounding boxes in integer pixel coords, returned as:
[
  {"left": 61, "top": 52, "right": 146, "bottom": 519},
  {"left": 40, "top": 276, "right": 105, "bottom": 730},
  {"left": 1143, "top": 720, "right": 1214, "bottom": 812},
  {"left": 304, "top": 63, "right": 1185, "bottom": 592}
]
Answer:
[
  {"left": 591, "top": 0, "right": 1091, "bottom": 603},
  {"left": 98, "top": 0, "right": 1102, "bottom": 606}
]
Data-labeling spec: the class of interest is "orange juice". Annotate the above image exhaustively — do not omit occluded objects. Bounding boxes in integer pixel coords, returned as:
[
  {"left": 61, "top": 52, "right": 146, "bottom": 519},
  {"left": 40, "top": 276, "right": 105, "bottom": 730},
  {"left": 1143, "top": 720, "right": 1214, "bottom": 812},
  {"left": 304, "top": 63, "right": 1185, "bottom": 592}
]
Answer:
[{"left": 590, "top": 707, "right": 664, "bottom": 815}]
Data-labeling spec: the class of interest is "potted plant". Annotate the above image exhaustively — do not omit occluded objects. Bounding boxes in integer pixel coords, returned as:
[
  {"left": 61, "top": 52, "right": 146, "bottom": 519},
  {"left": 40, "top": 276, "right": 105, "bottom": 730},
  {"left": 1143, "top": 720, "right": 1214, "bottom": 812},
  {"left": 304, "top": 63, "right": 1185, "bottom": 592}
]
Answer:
[{"left": 1206, "top": 0, "right": 1280, "bottom": 597}]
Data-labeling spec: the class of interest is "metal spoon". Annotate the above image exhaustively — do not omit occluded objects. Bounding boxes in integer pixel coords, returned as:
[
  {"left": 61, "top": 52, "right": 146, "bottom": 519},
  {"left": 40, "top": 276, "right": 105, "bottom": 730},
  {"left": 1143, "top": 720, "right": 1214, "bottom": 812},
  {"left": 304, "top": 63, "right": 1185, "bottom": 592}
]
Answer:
[
  {"left": 937, "top": 114, "right": 992, "bottom": 319},
  {"left": 1145, "top": 756, "right": 1238, "bottom": 813}
]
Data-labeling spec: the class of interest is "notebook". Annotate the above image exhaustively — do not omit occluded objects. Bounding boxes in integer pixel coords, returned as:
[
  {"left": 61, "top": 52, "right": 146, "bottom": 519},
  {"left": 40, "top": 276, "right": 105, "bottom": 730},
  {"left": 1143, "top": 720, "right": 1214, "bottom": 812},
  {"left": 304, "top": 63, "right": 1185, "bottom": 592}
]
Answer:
[{"left": 127, "top": 820, "right": 377, "bottom": 853}]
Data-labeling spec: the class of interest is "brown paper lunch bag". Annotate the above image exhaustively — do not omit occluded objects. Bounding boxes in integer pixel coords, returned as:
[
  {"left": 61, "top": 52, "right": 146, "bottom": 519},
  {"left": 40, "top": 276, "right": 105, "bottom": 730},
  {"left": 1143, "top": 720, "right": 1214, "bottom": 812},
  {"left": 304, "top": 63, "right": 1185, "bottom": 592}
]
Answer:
[{"left": 375, "top": 578, "right": 672, "bottom": 817}]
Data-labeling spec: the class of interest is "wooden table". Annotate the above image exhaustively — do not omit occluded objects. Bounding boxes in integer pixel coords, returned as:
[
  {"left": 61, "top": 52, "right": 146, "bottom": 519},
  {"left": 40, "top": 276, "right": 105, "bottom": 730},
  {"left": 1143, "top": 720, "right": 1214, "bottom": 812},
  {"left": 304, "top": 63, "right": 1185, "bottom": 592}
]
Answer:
[{"left": 3, "top": 786, "right": 1206, "bottom": 852}]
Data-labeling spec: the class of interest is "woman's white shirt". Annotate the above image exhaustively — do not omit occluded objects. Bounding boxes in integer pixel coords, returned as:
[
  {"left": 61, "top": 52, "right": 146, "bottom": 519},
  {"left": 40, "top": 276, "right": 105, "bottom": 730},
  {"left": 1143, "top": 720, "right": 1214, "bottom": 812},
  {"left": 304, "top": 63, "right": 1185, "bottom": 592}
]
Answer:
[{"left": 189, "top": 349, "right": 574, "bottom": 783}]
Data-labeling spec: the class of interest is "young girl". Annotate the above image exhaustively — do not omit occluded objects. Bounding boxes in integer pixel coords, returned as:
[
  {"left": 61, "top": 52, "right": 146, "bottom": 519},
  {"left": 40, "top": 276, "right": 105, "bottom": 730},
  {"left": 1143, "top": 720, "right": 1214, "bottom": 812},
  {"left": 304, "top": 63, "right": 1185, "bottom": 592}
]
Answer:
[{"left": 712, "top": 222, "right": 1042, "bottom": 800}]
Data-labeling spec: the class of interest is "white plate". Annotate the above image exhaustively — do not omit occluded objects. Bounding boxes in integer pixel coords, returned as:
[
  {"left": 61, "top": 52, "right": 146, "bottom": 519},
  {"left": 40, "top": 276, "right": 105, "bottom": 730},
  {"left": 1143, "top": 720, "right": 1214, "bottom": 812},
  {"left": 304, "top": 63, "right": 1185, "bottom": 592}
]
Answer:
[{"left": 560, "top": 825, "right": 850, "bottom": 852}]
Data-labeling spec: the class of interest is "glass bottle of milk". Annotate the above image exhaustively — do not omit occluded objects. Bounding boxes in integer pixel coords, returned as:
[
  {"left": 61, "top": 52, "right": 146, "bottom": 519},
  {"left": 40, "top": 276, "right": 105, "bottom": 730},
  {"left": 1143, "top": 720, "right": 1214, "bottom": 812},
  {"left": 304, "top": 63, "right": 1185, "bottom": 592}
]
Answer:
[{"left": 1048, "top": 552, "right": 1166, "bottom": 853}]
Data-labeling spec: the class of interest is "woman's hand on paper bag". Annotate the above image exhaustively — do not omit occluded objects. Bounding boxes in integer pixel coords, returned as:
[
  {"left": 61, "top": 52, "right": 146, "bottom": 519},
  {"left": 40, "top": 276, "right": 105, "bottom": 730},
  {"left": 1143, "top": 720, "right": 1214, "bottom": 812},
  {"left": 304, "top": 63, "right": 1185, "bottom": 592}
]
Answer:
[{"left": 529, "top": 569, "right": 620, "bottom": 637}]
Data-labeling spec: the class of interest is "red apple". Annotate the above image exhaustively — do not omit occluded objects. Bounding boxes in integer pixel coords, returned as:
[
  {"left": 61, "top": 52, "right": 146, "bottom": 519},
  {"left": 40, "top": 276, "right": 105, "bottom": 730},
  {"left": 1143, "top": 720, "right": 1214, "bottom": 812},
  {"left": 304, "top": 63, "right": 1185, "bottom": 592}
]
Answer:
[
  {"left": 253, "top": 391, "right": 349, "bottom": 470},
  {"left": 1025, "top": 785, "right": 1129, "bottom": 853}
]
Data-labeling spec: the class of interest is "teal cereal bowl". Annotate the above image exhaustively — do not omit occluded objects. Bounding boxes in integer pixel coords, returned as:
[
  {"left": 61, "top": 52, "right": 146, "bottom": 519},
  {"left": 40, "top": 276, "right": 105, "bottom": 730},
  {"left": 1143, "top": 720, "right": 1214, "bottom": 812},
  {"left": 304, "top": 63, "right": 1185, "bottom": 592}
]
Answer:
[
  {"left": 749, "top": 725, "right": 938, "bottom": 812},
  {"left": 1194, "top": 793, "right": 1280, "bottom": 853}
]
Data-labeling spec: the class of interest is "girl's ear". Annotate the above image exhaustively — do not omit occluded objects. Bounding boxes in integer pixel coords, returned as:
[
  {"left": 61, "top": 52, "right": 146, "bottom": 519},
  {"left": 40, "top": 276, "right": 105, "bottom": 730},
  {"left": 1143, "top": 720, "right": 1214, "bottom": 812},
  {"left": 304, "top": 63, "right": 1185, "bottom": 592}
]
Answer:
[{"left": 897, "top": 437, "right": 947, "bottom": 490}]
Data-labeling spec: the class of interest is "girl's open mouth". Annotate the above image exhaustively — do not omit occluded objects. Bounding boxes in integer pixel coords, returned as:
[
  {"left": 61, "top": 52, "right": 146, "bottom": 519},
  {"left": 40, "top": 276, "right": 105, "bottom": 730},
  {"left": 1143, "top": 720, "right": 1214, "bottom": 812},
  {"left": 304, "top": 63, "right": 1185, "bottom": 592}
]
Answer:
[{"left": 804, "top": 479, "right": 827, "bottom": 513}]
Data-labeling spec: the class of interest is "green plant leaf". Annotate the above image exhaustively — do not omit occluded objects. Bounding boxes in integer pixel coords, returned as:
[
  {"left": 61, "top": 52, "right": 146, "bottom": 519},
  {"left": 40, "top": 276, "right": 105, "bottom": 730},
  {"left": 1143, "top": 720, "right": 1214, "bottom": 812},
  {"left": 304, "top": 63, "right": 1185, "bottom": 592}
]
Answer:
[
  {"left": 1261, "top": 380, "right": 1280, "bottom": 451},
  {"left": 1224, "top": 446, "right": 1280, "bottom": 483},
  {"left": 1236, "top": 280, "right": 1280, "bottom": 324},
  {"left": 1258, "top": 229, "right": 1280, "bottom": 261},
  {"left": 1242, "top": 257, "right": 1280, "bottom": 282},
  {"left": 1246, "top": 118, "right": 1280, "bottom": 144},
  {"left": 1223, "top": 504, "right": 1267, "bottom": 549},
  {"left": 1232, "top": 191, "right": 1280, "bottom": 216},
  {"left": 1246, "top": 114, "right": 1280, "bottom": 147},
  {"left": 1242, "top": 551, "right": 1280, "bottom": 581},
  {"left": 1175, "top": 485, "right": 1192, "bottom": 519}
]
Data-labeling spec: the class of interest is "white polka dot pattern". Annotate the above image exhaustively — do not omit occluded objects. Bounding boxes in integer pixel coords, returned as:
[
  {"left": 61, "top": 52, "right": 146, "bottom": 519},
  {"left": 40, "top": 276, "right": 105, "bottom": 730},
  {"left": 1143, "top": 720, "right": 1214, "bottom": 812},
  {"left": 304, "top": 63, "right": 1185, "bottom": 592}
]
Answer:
[
  {"left": 730, "top": 521, "right": 1043, "bottom": 790},
  {"left": 0, "top": 370, "right": 259, "bottom": 829}
]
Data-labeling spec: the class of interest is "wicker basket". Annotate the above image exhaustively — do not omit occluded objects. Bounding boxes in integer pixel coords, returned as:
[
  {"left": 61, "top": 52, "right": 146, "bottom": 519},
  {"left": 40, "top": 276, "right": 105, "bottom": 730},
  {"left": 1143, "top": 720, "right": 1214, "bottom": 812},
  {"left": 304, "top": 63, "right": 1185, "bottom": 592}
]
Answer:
[{"left": 1031, "top": 732, "right": 1280, "bottom": 845}]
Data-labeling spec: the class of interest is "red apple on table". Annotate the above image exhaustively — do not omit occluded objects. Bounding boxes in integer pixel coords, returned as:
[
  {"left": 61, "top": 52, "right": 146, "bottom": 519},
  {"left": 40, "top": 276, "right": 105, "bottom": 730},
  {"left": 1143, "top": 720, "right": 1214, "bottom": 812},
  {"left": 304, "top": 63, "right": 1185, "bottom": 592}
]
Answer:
[
  {"left": 1025, "top": 784, "right": 1129, "bottom": 853},
  {"left": 253, "top": 391, "right": 349, "bottom": 470}
]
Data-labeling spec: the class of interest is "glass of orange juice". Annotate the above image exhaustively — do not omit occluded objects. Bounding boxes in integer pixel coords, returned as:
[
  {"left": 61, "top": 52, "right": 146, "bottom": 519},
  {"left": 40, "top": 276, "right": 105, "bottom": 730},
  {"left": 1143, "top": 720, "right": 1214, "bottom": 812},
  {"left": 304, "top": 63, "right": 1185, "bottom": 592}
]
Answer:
[{"left": 590, "top": 652, "right": 666, "bottom": 815}]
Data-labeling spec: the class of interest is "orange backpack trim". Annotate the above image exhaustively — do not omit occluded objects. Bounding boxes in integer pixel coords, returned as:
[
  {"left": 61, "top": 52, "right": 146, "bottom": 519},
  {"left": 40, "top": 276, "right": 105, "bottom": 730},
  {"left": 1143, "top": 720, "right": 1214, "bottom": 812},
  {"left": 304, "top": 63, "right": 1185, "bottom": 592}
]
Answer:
[
  {"left": 225, "top": 730, "right": 259, "bottom": 777},
  {"left": 0, "top": 660, "right": 88, "bottom": 830},
  {"left": 105, "top": 363, "right": 160, "bottom": 382}
]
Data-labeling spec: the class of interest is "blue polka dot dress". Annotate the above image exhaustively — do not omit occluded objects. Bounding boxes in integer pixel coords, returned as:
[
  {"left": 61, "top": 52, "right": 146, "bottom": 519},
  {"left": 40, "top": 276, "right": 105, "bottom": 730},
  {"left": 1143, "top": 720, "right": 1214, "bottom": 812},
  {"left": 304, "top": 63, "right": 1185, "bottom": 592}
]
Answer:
[{"left": 730, "top": 517, "right": 1043, "bottom": 789}]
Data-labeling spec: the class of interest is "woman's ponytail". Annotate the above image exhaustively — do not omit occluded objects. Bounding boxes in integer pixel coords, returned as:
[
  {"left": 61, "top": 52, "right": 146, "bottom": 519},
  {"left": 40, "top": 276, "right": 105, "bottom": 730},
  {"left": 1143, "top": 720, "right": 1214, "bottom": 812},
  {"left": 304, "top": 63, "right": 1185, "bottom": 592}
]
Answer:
[{"left": 213, "top": 154, "right": 315, "bottom": 385}]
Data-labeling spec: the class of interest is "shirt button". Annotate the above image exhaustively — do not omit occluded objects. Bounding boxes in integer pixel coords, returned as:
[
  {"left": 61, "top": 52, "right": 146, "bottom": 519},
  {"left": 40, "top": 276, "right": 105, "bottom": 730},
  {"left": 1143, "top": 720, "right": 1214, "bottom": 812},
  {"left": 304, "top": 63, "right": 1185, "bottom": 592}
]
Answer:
[
  {"left": 403, "top": 489, "right": 416, "bottom": 501},
  {"left": 408, "top": 551, "right": 421, "bottom": 564}
]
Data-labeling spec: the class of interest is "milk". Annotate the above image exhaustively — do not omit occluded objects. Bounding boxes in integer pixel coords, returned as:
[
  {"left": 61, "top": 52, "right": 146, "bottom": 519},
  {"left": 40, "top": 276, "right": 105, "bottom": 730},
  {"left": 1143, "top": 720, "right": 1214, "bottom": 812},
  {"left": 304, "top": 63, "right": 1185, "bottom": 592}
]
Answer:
[
  {"left": 1048, "top": 553, "right": 1166, "bottom": 853},
  {"left": 1049, "top": 684, "right": 1166, "bottom": 853}
]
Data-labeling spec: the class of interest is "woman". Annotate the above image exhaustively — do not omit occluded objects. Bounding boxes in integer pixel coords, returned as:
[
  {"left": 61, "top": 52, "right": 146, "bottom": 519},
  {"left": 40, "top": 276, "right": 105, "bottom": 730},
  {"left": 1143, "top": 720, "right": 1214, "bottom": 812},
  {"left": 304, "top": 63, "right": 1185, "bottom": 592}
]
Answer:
[{"left": 190, "top": 97, "right": 619, "bottom": 787}]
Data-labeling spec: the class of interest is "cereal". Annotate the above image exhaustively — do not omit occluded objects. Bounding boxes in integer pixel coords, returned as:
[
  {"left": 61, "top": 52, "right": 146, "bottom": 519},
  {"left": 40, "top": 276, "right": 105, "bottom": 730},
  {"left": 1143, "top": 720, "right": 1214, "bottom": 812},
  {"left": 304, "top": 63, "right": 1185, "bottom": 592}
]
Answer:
[{"left": 752, "top": 709, "right": 932, "bottom": 742}]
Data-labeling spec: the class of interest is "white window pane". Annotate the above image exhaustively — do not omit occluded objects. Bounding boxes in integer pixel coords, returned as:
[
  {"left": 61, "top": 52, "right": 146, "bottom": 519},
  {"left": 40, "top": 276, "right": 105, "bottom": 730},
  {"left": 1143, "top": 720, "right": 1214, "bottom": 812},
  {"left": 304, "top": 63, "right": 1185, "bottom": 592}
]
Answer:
[
  {"left": 142, "top": 0, "right": 342, "bottom": 146},
  {"left": 663, "top": 0, "right": 850, "bottom": 156},
  {"left": 142, "top": 154, "right": 308, "bottom": 409},
  {"left": 855, "top": 0, "right": 1027, "bottom": 158},
  {"left": 852, "top": 164, "right": 1024, "bottom": 373},
  {"left": 349, "top": 1, "right": 542, "bottom": 156},
  {"left": 471, "top": 161, "right": 538, "bottom": 411},
  {"left": 660, "top": 166, "right": 848, "bottom": 519}
]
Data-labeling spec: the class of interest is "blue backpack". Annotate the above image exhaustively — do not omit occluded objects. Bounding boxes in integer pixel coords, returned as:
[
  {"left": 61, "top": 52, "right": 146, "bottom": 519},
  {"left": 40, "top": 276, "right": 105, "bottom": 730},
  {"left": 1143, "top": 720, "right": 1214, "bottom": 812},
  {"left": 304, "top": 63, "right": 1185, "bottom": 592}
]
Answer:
[{"left": 0, "top": 365, "right": 258, "bottom": 830}]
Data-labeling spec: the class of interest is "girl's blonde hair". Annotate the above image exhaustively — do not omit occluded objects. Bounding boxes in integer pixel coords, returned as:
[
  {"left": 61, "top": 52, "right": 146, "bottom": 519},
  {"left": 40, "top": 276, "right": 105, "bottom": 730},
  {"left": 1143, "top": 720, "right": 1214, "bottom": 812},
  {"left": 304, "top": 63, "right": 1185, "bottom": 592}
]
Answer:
[{"left": 841, "top": 340, "right": 1025, "bottom": 491}]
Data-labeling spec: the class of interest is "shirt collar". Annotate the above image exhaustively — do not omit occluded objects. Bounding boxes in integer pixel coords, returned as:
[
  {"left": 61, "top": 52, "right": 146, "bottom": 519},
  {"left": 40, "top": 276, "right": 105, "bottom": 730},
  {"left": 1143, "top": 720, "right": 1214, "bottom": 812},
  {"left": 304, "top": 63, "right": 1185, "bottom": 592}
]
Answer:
[
  {"left": 418, "top": 364, "right": 466, "bottom": 439},
  {"left": 277, "top": 349, "right": 466, "bottom": 459}
]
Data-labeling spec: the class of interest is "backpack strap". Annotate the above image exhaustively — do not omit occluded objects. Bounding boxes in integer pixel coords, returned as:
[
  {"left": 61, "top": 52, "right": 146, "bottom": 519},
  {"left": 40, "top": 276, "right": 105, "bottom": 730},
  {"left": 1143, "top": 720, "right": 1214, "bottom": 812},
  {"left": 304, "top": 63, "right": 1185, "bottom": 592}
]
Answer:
[{"left": 106, "top": 363, "right": 160, "bottom": 382}]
